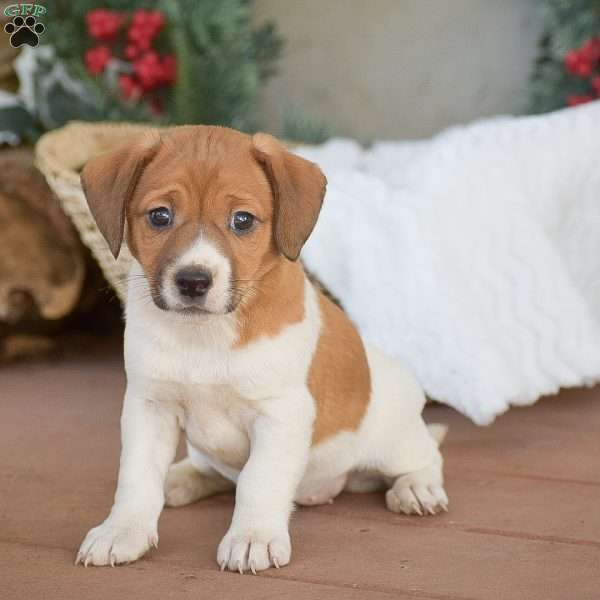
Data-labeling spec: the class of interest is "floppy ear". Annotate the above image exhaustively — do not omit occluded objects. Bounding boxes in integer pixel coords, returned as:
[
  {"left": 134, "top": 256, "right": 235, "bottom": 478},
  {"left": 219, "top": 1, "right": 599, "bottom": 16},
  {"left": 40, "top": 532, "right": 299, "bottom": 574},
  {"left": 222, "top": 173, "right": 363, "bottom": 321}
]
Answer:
[
  {"left": 80, "top": 132, "right": 160, "bottom": 258},
  {"left": 252, "top": 133, "right": 327, "bottom": 261}
]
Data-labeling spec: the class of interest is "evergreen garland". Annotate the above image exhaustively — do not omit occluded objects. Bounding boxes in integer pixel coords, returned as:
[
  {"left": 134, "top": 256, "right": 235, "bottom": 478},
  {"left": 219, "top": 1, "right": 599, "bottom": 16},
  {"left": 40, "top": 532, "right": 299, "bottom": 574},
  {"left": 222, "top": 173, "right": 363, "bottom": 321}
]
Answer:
[
  {"left": 529, "top": 0, "right": 600, "bottom": 112},
  {"left": 6, "top": 0, "right": 283, "bottom": 139}
]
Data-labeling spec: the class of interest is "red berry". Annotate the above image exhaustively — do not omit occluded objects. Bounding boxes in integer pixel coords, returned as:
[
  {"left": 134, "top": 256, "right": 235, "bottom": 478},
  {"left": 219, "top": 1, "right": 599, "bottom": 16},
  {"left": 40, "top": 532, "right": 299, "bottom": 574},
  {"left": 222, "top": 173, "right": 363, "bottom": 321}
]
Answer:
[
  {"left": 577, "top": 61, "right": 592, "bottom": 77},
  {"left": 592, "top": 76, "right": 600, "bottom": 95},
  {"left": 128, "top": 9, "right": 165, "bottom": 47},
  {"left": 138, "top": 37, "right": 152, "bottom": 51},
  {"left": 132, "top": 9, "right": 149, "bottom": 26},
  {"left": 580, "top": 38, "right": 600, "bottom": 65},
  {"left": 565, "top": 38, "right": 600, "bottom": 77},
  {"left": 124, "top": 44, "right": 140, "bottom": 60},
  {"left": 132, "top": 51, "right": 162, "bottom": 91},
  {"left": 86, "top": 9, "right": 123, "bottom": 42},
  {"left": 565, "top": 50, "right": 593, "bottom": 77},
  {"left": 148, "top": 11, "right": 165, "bottom": 30},
  {"left": 85, "top": 46, "right": 112, "bottom": 75},
  {"left": 567, "top": 94, "right": 594, "bottom": 107},
  {"left": 128, "top": 24, "right": 141, "bottom": 42},
  {"left": 564, "top": 50, "right": 581, "bottom": 75},
  {"left": 119, "top": 75, "right": 143, "bottom": 101},
  {"left": 127, "top": 24, "right": 154, "bottom": 50},
  {"left": 159, "top": 55, "right": 177, "bottom": 84}
]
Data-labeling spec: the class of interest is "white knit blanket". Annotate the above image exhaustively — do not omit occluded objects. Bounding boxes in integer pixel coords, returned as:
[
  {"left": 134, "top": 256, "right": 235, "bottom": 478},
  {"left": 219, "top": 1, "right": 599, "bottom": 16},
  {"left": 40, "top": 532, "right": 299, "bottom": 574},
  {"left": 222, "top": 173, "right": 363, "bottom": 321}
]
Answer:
[{"left": 297, "top": 102, "right": 600, "bottom": 425}]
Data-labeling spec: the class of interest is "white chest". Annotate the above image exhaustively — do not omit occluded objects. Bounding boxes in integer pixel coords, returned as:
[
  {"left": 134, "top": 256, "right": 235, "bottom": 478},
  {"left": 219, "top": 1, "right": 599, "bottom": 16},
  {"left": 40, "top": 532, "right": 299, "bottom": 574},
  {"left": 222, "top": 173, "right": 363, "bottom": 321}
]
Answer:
[
  {"left": 124, "top": 272, "right": 322, "bottom": 474},
  {"left": 178, "top": 383, "right": 254, "bottom": 471}
]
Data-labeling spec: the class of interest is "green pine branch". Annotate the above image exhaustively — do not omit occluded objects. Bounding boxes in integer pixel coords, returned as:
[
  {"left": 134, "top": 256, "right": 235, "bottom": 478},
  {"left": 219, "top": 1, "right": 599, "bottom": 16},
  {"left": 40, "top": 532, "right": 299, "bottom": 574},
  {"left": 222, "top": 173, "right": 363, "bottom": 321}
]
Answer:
[
  {"left": 529, "top": 0, "right": 600, "bottom": 113},
  {"left": 18, "top": 0, "right": 283, "bottom": 131}
]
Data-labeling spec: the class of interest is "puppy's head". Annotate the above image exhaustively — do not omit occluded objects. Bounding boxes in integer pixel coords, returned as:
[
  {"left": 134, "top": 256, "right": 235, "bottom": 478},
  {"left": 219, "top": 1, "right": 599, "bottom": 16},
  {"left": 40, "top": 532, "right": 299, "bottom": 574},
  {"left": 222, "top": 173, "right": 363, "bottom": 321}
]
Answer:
[{"left": 81, "top": 126, "right": 326, "bottom": 315}]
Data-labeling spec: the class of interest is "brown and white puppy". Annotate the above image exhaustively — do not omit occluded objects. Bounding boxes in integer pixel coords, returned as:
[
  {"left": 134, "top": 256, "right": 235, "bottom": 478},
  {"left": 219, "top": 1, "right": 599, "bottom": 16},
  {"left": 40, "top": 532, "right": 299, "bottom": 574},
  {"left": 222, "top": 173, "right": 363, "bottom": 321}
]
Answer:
[{"left": 76, "top": 126, "right": 448, "bottom": 573}]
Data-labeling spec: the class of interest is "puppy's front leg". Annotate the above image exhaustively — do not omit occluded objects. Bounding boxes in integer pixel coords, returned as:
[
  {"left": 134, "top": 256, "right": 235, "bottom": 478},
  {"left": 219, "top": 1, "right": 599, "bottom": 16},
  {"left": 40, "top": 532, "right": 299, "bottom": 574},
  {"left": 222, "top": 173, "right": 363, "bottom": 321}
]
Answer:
[
  {"left": 76, "top": 383, "right": 179, "bottom": 567},
  {"left": 217, "top": 392, "right": 312, "bottom": 574}
]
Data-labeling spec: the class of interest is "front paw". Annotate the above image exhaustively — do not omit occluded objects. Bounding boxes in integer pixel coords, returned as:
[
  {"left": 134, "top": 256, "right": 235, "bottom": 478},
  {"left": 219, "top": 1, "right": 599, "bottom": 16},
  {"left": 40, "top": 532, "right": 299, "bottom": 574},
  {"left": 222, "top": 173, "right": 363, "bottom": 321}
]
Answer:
[
  {"left": 217, "top": 526, "right": 291, "bottom": 574},
  {"left": 76, "top": 518, "right": 158, "bottom": 567}
]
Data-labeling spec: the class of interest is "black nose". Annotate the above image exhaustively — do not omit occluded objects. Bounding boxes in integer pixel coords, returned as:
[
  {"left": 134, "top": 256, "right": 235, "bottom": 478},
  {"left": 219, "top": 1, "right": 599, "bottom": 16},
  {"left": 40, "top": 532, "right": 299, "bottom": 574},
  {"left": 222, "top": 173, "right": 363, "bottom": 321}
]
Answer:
[{"left": 175, "top": 268, "right": 213, "bottom": 298}]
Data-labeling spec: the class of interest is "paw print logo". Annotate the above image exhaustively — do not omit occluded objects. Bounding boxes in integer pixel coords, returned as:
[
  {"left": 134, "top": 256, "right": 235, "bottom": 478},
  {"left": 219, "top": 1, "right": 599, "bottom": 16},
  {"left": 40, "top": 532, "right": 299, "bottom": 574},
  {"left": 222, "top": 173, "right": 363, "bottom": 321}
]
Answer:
[{"left": 4, "top": 15, "right": 45, "bottom": 48}]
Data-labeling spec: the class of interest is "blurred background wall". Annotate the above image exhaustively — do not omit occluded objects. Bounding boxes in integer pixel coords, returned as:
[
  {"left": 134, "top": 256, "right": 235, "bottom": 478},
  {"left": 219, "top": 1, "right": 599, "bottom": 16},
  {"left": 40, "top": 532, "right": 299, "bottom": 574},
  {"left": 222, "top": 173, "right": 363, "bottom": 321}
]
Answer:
[{"left": 254, "top": 0, "right": 542, "bottom": 141}]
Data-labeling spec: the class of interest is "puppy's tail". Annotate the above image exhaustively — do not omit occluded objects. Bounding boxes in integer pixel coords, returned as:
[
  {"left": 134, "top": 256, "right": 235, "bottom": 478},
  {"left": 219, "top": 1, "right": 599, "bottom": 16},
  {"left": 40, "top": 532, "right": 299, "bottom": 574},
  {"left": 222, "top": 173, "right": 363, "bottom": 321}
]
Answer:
[{"left": 427, "top": 423, "right": 449, "bottom": 446}]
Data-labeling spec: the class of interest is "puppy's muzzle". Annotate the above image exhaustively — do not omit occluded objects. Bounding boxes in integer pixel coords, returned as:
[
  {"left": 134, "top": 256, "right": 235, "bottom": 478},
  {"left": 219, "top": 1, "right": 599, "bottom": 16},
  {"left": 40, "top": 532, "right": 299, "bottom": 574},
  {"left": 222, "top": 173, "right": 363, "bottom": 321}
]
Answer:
[{"left": 175, "top": 268, "right": 213, "bottom": 299}]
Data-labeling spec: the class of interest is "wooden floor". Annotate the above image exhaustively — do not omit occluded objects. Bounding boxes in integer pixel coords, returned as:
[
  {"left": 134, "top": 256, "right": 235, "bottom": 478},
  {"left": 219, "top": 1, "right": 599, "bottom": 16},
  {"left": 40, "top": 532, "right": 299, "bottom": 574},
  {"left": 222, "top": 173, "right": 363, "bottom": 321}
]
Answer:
[{"left": 2, "top": 345, "right": 599, "bottom": 600}]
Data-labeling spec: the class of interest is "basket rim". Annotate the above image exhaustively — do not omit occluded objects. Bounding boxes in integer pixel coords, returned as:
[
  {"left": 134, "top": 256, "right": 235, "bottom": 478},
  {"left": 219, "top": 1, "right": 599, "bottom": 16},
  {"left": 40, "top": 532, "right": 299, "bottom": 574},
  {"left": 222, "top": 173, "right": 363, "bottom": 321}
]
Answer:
[{"left": 34, "top": 121, "right": 163, "bottom": 185}]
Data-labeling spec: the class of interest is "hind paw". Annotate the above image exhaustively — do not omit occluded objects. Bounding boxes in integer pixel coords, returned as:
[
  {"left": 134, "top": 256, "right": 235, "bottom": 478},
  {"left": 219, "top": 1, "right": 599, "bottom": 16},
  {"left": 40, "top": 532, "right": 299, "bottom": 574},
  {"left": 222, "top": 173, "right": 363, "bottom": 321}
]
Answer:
[
  {"left": 165, "top": 458, "right": 233, "bottom": 507},
  {"left": 386, "top": 464, "right": 448, "bottom": 516}
]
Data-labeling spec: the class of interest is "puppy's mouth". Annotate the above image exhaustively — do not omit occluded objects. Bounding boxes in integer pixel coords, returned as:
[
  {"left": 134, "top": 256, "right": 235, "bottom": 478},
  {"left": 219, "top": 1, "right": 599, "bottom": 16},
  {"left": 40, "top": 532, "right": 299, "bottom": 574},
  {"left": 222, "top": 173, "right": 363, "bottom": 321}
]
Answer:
[
  {"left": 166, "top": 304, "right": 213, "bottom": 315},
  {"left": 150, "top": 283, "right": 246, "bottom": 316},
  {"left": 150, "top": 286, "right": 227, "bottom": 315}
]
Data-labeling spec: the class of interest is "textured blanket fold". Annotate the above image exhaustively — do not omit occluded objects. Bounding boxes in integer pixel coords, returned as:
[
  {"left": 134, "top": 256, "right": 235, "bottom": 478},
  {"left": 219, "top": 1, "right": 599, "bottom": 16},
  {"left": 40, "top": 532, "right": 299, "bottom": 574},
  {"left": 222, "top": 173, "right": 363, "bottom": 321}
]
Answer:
[{"left": 297, "top": 102, "right": 600, "bottom": 424}]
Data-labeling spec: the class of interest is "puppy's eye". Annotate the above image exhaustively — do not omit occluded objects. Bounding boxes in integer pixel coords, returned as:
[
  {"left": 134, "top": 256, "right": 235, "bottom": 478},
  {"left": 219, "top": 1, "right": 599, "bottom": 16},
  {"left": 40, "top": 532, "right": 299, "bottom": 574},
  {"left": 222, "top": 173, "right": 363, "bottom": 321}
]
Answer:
[
  {"left": 230, "top": 211, "right": 255, "bottom": 234},
  {"left": 148, "top": 207, "right": 173, "bottom": 229}
]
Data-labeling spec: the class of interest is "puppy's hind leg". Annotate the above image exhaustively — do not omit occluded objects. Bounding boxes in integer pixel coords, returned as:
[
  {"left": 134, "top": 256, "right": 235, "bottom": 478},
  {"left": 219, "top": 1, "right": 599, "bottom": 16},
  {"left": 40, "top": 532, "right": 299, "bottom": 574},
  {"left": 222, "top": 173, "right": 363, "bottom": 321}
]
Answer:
[
  {"left": 384, "top": 424, "right": 448, "bottom": 516},
  {"left": 165, "top": 447, "right": 234, "bottom": 508},
  {"left": 364, "top": 346, "right": 448, "bottom": 516},
  {"left": 344, "top": 471, "right": 386, "bottom": 494}
]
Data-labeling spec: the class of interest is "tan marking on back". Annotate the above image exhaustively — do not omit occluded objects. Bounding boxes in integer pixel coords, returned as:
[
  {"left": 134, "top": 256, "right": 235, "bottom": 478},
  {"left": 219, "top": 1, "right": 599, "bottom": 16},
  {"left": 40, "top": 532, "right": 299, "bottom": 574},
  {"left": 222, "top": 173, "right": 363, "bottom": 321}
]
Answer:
[
  {"left": 234, "top": 259, "right": 305, "bottom": 348},
  {"left": 309, "top": 289, "right": 371, "bottom": 445}
]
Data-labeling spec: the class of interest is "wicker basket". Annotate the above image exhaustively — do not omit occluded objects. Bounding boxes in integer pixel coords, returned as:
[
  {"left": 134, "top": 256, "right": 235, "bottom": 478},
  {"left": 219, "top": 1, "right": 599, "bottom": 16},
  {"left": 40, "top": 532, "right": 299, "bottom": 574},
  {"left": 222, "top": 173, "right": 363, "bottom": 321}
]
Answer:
[{"left": 35, "top": 122, "right": 162, "bottom": 303}]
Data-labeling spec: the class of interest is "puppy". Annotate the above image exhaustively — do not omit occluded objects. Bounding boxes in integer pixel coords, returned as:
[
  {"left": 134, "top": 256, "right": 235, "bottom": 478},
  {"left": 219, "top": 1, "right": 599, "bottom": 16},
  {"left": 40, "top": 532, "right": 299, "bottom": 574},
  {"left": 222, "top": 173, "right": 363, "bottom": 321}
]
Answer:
[{"left": 76, "top": 126, "right": 448, "bottom": 573}]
